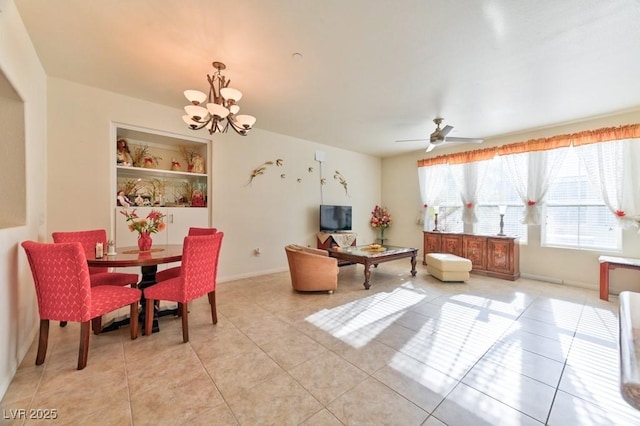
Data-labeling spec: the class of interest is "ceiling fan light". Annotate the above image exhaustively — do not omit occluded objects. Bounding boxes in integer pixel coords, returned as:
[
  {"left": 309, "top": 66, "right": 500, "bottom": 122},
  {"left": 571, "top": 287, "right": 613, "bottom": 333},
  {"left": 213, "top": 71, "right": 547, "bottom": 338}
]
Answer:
[
  {"left": 229, "top": 105, "right": 240, "bottom": 115},
  {"left": 184, "top": 90, "right": 207, "bottom": 105},
  {"left": 184, "top": 105, "right": 209, "bottom": 121},
  {"left": 220, "top": 87, "right": 242, "bottom": 102},
  {"left": 235, "top": 114, "right": 256, "bottom": 129},
  {"left": 206, "top": 103, "right": 230, "bottom": 118}
]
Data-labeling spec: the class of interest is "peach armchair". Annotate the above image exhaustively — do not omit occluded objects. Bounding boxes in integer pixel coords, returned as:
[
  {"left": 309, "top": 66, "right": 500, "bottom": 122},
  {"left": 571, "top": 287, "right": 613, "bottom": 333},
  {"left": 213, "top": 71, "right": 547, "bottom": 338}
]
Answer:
[{"left": 285, "top": 244, "right": 339, "bottom": 293}]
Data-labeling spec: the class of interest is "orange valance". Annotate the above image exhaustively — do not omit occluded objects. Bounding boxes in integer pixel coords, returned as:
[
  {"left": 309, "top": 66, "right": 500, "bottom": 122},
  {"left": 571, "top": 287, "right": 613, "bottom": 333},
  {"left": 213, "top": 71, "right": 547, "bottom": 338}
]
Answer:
[
  {"left": 569, "top": 124, "right": 640, "bottom": 146},
  {"left": 417, "top": 156, "right": 449, "bottom": 167},
  {"left": 418, "top": 123, "right": 640, "bottom": 167},
  {"left": 497, "top": 124, "right": 640, "bottom": 154},
  {"left": 447, "top": 147, "right": 498, "bottom": 164},
  {"left": 497, "top": 137, "right": 571, "bottom": 155}
]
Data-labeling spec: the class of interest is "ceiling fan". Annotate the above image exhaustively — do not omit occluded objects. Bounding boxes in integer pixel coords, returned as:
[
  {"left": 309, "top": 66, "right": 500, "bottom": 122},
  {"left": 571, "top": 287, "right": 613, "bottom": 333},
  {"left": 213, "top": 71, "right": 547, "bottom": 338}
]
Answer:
[{"left": 397, "top": 117, "right": 484, "bottom": 153}]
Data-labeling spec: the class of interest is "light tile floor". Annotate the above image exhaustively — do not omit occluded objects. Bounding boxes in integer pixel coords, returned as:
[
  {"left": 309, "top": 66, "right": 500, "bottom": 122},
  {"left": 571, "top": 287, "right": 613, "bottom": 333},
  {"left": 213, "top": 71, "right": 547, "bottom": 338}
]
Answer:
[{"left": 2, "top": 261, "right": 639, "bottom": 425}]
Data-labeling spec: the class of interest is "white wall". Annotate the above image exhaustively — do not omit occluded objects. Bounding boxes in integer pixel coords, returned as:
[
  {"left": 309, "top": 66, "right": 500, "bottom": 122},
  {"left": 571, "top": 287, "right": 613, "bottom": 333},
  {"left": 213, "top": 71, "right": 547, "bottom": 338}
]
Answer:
[
  {"left": 46, "top": 78, "right": 196, "bottom": 233},
  {"left": 212, "top": 129, "right": 381, "bottom": 280},
  {"left": 382, "top": 109, "right": 640, "bottom": 293},
  {"left": 0, "top": 0, "right": 48, "bottom": 398},
  {"left": 46, "top": 79, "right": 382, "bottom": 282}
]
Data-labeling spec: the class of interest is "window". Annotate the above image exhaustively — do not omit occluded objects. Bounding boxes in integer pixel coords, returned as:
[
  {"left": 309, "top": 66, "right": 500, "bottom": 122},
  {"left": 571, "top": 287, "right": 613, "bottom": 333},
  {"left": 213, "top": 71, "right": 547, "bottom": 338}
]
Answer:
[
  {"left": 543, "top": 146, "right": 621, "bottom": 251},
  {"left": 434, "top": 167, "right": 463, "bottom": 233},
  {"left": 476, "top": 156, "right": 528, "bottom": 242}
]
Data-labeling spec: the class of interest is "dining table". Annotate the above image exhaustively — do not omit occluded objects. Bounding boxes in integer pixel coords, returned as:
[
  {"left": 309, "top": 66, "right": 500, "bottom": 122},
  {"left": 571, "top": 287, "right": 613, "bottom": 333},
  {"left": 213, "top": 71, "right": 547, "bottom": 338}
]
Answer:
[{"left": 86, "top": 244, "right": 183, "bottom": 333}]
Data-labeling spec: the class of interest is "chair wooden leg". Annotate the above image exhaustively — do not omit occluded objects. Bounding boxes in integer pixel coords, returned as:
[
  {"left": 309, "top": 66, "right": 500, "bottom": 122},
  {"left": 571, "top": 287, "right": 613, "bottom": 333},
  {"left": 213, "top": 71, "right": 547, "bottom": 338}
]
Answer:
[
  {"left": 130, "top": 302, "right": 139, "bottom": 340},
  {"left": 91, "top": 316, "right": 102, "bottom": 335},
  {"left": 208, "top": 291, "right": 217, "bottom": 324},
  {"left": 36, "top": 319, "right": 49, "bottom": 366},
  {"left": 78, "top": 321, "right": 90, "bottom": 370},
  {"left": 180, "top": 303, "right": 189, "bottom": 343},
  {"left": 145, "top": 299, "right": 154, "bottom": 336}
]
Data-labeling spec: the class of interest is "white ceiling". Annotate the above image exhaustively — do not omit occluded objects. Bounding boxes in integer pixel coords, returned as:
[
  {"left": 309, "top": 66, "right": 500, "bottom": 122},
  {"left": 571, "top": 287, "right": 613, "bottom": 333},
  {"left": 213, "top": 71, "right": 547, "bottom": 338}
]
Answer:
[{"left": 14, "top": 0, "right": 640, "bottom": 157}]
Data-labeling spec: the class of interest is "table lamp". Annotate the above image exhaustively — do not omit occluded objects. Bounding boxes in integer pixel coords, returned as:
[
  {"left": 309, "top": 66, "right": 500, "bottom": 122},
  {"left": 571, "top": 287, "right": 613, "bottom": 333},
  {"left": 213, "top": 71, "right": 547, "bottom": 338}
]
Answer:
[{"left": 497, "top": 205, "right": 507, "bottom": 236}]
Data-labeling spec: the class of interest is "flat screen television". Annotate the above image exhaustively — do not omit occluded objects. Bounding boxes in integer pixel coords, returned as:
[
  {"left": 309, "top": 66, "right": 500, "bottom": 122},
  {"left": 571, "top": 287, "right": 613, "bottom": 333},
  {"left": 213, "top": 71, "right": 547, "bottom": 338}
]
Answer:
[{"left": 319, "top": 205, "right": 352, "bottom": 232}]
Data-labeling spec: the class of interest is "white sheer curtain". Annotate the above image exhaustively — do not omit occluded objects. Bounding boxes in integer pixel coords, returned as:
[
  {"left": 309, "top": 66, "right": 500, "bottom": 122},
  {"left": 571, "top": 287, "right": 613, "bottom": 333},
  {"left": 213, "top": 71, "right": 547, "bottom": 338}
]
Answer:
[
  {"left": 418, "top": 164, "right": 448, "bottom": 231},
  {"left": 504, "top": 149, "right": 567, "bottom": 225},
  {"left": 451, "top": 160, "right": 491, "bottom": 224},
  {"left": 576, "top": 139, "right": 640, "bottom": 230}
]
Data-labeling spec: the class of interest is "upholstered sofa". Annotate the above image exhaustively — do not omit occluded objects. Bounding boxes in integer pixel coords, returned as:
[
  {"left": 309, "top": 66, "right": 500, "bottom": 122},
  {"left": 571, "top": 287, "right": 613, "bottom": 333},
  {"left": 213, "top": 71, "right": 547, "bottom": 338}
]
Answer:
[{"left": 285, "top": 244, "right": 339, "bottom": 293}]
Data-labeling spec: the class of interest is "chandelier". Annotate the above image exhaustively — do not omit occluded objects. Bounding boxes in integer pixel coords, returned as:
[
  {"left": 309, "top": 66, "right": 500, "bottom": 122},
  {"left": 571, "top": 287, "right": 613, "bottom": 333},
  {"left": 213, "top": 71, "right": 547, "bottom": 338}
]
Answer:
[{"left": 182, "top": 61, "right": 256, "bottom": 135}]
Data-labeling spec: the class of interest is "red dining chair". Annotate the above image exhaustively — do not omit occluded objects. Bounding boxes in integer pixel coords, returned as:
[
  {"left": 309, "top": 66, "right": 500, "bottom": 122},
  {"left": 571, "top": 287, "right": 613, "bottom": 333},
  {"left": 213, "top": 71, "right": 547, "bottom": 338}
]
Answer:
[
  {"left": 52, "top": 229, "right": 139, "bottom": 332},
  {"left": 144, "top": 232, "right": 223, "bottom": 342},
  {"left": 154, "top": 227, "right": 217, "bottom": 283},
  {"left": 21, "top": 241, "right": 141, "bottom": 370}
]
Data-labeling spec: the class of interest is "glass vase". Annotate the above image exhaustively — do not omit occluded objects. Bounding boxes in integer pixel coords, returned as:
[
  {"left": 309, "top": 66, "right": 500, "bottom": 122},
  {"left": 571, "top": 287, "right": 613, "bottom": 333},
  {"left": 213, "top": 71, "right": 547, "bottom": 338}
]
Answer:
[{"left": 138, "top": 232, "right": 153, "bottom": 251}]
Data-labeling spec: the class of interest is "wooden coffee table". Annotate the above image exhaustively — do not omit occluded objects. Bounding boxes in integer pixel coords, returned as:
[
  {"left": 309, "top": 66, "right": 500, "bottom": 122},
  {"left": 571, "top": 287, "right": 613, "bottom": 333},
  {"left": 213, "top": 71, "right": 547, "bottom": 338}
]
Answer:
[{"left": 327, "top": 245, "right": 418, "bottom": 289}]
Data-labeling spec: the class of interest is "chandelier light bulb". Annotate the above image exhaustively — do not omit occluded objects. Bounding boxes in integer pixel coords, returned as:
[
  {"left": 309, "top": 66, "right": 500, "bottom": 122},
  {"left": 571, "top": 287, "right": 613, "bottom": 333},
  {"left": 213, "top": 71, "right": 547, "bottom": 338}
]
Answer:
[
  {"left": 235, "top": 115, "right": 256, "bottom": 129},
  {"left": 206, "top": 103, "right": 230, "bottom": 119},
  {"left": 184, "top": 105, "right": 208, "bottom": 121},
  {"left": 184, "top": 90, "right": 207, "bottom": 105},
  {"left": 182, "top": 115, "right": 199, "bottom": 129},
  {"left": 182, "top": 61, "right": 255, "bottom": 135},
  {"left": 220, "top": 87, "right": 242, "bottom": 102}
]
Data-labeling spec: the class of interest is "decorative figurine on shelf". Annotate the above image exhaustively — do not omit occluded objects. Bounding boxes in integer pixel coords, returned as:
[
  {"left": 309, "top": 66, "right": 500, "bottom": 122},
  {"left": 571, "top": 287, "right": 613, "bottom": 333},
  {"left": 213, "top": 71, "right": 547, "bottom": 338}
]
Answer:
[
  {"left": 116, "top": 139, "right": 133, "bottom": 166},
  {"left": 180, "top": 146, "right": 198, "bottom": 172},
  {"left": 117, "top": 190, "right": 132, "bottom": 207},
  {"left": 191, "top": 189, "right": 206, "bottom": 207},
  {"left": 143, "top": 156, "right": 156, "bottom": 169},
  {"left": 170, "top": 158, "right": 181, "bottom": 171},
  {"left": 192, "top": 154, "right": 205, "bottom": 174},
  {"left": 135, "top": 194, "right": 145, "bottom": 206}
]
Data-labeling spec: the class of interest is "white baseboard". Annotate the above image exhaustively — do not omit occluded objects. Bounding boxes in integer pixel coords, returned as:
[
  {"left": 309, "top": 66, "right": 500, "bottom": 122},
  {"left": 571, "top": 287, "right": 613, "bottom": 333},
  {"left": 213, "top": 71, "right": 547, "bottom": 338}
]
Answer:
[
  {"left": 520, "top": 272, "right": 597, "bottom": 291},
  {"left": 218, "top": 267, "right": 289, "bottom": 284}
]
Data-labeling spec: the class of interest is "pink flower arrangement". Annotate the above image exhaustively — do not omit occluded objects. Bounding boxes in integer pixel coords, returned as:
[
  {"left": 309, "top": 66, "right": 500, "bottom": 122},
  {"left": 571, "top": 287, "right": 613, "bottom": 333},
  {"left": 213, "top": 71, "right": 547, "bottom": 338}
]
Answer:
[
  {"left": 120, "top": 209, "right": 166, "bottom": 235},
  {"left": 370, "top": 205, "right": 392, "bottom": 229}
]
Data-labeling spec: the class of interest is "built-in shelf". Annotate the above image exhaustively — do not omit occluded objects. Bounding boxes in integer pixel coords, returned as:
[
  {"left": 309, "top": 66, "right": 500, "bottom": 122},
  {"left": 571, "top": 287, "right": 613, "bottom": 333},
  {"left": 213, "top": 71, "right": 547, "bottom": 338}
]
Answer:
[{"left": 116, "top": 165, "right": 207, "bottom": 180}]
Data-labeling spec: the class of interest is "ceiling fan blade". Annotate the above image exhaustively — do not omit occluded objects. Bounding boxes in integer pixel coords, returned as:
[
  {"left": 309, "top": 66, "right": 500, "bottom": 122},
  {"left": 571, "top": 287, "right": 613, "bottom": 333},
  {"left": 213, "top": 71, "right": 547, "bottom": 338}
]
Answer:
[
  {"left": 445, "top": 137, "right": 484, "bottom": 144},
  {"left": 425, "top": 143, "right": 436, "bottom": 153},
  {"left": 396, "top": 139, "right": 429, "bottom": 143},
  {"left": 440, "top": 125, "right": 454, "bottom": 138}
]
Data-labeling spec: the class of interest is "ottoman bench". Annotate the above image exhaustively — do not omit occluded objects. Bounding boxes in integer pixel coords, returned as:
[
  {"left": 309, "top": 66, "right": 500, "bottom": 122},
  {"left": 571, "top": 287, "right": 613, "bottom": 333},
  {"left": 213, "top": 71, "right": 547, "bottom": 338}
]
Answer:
[{"left": 426, "top": 253, "right": 472, "bottom": 282}]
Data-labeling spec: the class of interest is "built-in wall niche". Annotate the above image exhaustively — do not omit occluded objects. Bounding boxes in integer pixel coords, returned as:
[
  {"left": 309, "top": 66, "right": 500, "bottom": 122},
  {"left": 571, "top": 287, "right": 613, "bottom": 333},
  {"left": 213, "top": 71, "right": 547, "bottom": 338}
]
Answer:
[{"left": 0, "top": 69, "right": 26, "bottom": 228}]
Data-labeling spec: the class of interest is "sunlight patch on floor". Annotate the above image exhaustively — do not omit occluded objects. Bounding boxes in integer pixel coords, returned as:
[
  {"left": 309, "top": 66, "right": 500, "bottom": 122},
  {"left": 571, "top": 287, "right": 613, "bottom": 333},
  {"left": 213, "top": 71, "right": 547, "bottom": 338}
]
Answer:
[{"left": 305, "top": 287, "right": 426, "bottom": 348}]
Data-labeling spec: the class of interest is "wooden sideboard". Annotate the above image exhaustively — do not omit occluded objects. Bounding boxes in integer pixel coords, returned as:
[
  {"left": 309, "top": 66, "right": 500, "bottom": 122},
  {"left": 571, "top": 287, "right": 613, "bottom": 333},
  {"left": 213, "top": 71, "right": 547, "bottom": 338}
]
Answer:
[{"left": 423, "top": 231, "right": 520, "bottom": 281}]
